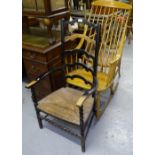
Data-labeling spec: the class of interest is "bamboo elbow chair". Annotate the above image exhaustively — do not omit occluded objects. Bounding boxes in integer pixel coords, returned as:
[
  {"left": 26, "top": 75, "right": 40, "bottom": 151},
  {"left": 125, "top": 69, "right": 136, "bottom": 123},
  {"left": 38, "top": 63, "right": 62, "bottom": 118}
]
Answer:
[
  {"left": 25, "top": 20, "right": 100, "bottom": 152},
  {"left": 66, "top": 1, "right": 132, "bottom": 118}
]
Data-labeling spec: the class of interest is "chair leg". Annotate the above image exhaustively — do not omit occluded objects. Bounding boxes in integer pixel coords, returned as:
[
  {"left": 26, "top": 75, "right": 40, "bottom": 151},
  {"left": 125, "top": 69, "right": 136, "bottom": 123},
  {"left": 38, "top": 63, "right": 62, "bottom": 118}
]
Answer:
[
  {"left": 110, "top": 83, "right": 114, "bottom": 95},
  {"left": 128, "top": 30, "right": 131, "bottom": 44},
  {"left": 81, "top": 136, "right": 85, "bottom": 152},
  {"left": 96, "top": 92, "right": 101, "bottom": 119},
  {"left": 118, "top": 60, "right": 121, "bottom": 78},
  {"left": 93, "top": 99, "right": 97, "bottom": 115},
  {"left": 31, "top": 88, "right": 43, "bottom": 129},
  {"left": 79, "top": 106, "right": 86, "bottom": 152},
  {"left": 36, "top": 109, "right": 43, "bottom": 129},
  {"left": 110, "top": 81, "right": 119, "bottom": 96}
]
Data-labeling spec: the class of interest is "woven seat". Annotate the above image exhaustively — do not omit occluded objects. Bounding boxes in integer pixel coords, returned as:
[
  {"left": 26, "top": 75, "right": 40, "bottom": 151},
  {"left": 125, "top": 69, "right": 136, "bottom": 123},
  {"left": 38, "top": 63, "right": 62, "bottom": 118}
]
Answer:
[
  {"left": 37, "top": 87, "right": 93, "bottom": 125},
  {"left": 25, "top": 19, "right": 100, "bottom": 152}
]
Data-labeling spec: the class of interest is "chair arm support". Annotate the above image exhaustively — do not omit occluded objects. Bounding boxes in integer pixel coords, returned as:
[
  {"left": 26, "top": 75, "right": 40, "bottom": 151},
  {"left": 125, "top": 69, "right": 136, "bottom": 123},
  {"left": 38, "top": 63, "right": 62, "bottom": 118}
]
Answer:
[
  {"left": 108, "top": 34, "right": 126, "bottom": 67},
  {"left": 76, "top": 79, "right": 97, "bottom": 107},
  {"left": 25, "top": 67, "right": 62, "bottom": 89}
]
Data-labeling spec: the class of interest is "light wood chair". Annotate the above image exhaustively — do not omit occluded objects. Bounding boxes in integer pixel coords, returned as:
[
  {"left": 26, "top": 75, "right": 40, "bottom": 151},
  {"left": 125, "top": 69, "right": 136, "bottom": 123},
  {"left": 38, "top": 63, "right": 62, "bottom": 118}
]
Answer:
[
  {"left": 25, "top": 19, "right": 100, "bottom": 152},
  {"left": 126, "top": 0, "right": 133, "bottom": 44},
  {"left": 65, "top": 0, "right": 132, "bottom": 118}
]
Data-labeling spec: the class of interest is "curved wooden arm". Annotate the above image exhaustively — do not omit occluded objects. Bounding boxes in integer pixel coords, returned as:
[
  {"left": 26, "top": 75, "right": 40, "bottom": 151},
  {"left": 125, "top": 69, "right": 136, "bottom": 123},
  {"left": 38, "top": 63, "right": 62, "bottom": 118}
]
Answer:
[
  {"left": 109, "top": 55, "right": 120, "bottom": 66},
  {"left": 76, "top": 78, "right": 97, "bottom": 107},
  {"left": 76, "top": 95, "right": 88, "bottom": 107},
  {"left": 25, "top": 80, "right": 38, "bottom": 89},
  {"left": 106, "top": 34, "right": 126, "bottom": 67},
  {"left": 108, "top": 35, "right": 126, "bottom": 66},
  {"left": 25, "top": 67, "right": 62, "bottom": 89},
  {"left": 65, "top": 33, "right": 95, "bottom": 45},
  {"left": 75, "top": 25, "right": 88, "bottom": 49},
  {"left": 76, "top": 88, "right": 96, "bottom": 107}
]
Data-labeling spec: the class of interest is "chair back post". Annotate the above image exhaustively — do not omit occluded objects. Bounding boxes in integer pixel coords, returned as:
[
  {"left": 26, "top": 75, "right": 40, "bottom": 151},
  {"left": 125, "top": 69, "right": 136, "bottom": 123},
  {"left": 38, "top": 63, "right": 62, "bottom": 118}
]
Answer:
[
  {"left": 31, "top": 87, "right": 38, "bottom": 104},
  {"left": 79, "top": 105, "right": 85, "bottom": 152},
  {"left": 61, "top": 19, "right": 100, "bottom": 82},
  {"left": 61, "top": 19, "right": 68, "bottom": 84},
  {"left": 93, "top": 23, "right": 100, "bottom": 77},
  {"left": 61, "top": 19, "right": 65, "bottom": 65}
]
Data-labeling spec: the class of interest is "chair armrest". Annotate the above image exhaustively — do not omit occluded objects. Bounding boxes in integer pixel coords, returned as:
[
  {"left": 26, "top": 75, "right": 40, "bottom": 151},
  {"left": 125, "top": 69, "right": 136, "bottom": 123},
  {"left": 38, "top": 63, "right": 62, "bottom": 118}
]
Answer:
[
  {"left": 76, "top": 79, "right": 97, "bottom": 107},
  {"left": 109, "top": 55, "right": 120, "bottom": 66},
  {"left": 25, "top": 80, "right": 38, "bottom": 89},
  {"left": 76, "top": 95, "right": 88, "bottom": 107},
  {"left": 25, "top": 67, "right": 62, "bottom": 89}
]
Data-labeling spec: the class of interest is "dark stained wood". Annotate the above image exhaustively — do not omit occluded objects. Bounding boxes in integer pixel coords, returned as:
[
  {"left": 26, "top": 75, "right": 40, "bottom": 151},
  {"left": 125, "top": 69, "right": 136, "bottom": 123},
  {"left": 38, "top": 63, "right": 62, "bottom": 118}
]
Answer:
[
  {"left": 23, "top": 42, "right": 61, "bottom": 100},
  {"left": 44, "top": 0, "right": 51, "bottom": 14},
  {"left": 23, "top": 41, "right": 77, "bottom": 100},
  {"left": 23, "top": 0, "right": 69, "bottom": 17},
  {"left": 23, "top": 50, "right": 47, "bottom": 63}
]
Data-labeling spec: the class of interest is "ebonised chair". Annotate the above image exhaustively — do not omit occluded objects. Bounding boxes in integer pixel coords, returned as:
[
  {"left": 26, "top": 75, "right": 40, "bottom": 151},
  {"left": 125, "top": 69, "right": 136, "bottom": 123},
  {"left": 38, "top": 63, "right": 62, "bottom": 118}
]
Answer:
[{"left": 25, "top": 19, "right": 100, "bottom": 152}]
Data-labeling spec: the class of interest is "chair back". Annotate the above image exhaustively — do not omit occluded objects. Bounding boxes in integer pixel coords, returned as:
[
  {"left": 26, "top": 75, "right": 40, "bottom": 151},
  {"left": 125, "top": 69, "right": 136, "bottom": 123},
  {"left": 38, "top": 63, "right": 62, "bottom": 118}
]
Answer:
[
  {"left": 63, "top": 49, "right": 97, "bottom": 89},
  {"left": 87, "top": 1, "right": 132, "bottom": 68},
  {"left": 72, "top": 1, "right": 132, "bottom": 76},
  {"left": 61, "top": 19, "right": 100, "bottom": 89}
]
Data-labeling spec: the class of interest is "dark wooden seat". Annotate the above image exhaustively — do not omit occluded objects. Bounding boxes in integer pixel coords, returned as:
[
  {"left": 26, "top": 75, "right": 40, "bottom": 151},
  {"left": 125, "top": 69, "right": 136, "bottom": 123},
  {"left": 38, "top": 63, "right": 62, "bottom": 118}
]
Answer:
[{"left": 38, "top": 87, "right": 93, "bottom": 125}]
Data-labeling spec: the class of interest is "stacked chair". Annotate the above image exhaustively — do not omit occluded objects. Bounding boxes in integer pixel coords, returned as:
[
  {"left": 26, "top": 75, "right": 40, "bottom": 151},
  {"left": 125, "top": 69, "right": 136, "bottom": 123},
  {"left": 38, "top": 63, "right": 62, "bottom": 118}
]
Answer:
[
  {"left": 66, "top": 0, "right": 132, "bottom": 118},
  {"left": 26, "top": 19, "right": 100, "bottom": 152}
]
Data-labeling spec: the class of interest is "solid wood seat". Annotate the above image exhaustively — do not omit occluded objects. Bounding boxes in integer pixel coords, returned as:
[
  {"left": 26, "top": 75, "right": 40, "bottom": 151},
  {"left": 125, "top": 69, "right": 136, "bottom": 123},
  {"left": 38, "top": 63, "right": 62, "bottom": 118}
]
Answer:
[
  {"left": 67, "top": 69, "right": 109, "bottom": 91},
  {"left": 37, "top": 87, "right": 94, "bottom": 125}
]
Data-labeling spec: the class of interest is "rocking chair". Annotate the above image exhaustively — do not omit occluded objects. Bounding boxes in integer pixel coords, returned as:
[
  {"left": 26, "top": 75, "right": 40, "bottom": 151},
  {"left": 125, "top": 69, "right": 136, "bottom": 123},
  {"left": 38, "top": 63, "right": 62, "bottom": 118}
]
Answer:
[
  {"left": 25, "top": 20, "right": 100, "bottom": 152},
  {"left": 65, "top": 0, "right": 132, "bottom": 118}
]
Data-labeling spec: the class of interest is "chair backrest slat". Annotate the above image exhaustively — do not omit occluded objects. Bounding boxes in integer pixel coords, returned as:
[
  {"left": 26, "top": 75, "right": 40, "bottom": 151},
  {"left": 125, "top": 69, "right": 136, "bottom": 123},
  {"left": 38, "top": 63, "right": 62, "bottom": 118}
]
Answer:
[
  {"left": 61, "top": 20, "right": 100, "bottom": 90},
  {"left": 81, "top": 1, "right": 132, "bottom": 73}
]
